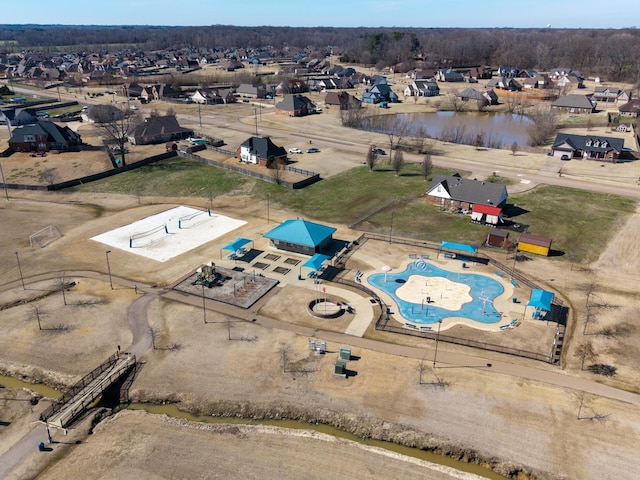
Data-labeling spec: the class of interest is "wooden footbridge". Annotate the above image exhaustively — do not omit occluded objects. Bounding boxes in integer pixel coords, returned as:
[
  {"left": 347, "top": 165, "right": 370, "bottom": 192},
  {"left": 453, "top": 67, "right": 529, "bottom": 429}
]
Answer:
[{"left": 40, "top": 353, "right": 137, "bottom": 429}]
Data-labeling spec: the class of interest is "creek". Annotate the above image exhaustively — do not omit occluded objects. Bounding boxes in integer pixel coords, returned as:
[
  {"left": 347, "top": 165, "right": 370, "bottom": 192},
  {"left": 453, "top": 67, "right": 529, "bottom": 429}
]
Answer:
[{"left": 0, "top": 375, "right": 506, "bottom": 479}]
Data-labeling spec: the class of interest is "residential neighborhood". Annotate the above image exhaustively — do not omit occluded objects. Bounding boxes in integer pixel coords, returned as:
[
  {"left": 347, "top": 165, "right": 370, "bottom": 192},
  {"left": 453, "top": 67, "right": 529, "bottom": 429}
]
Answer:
[{"left": 2, "top": 22, "right": 640, "bottom": 480}]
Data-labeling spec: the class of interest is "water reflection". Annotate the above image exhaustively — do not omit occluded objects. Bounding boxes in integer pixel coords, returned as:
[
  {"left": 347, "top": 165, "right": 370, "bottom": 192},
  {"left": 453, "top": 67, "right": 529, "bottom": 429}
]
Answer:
[{"left": 369, "top": 112, "right": 533, "bottom": 148}]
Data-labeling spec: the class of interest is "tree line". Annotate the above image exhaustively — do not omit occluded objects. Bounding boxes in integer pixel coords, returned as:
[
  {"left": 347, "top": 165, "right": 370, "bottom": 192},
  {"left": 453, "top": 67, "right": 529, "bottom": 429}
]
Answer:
[{"left": 2, "top": 25, "right": 640, "bottom": 82}]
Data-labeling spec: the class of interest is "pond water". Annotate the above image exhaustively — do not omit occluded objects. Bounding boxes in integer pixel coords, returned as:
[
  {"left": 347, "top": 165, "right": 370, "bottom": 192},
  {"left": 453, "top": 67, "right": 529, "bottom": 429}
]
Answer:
[{"left": 379, "top": 111, "right": 533, "bottom": 148}]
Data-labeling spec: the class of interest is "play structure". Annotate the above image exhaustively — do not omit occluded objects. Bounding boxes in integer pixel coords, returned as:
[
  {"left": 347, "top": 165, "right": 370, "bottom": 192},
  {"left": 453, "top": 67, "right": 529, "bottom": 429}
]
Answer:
[{"left": 191, "top": 262, "right": 226, "bottom": 288}]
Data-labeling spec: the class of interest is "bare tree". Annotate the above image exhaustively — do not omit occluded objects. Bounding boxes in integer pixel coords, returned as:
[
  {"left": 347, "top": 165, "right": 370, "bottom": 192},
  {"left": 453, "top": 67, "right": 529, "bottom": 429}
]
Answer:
[
  {"left": 510, "top": 141, "right": 519, "bottom": 156},
  {"left": 92, "top": 104, "right": 141, "bottom": 166},
  {"left": 447, "top": 92, "right": 464, "bottom": 112},
  {"left": 269, "top": 158, "right": 284, "bottom": 185},
  {"left": 391, "top": 149, "right": 404, "bottom": 176},
  {"left": 527, "top": 107, "right": 557, "bottom": 147},
  {"left": 339, "top": 104, "right": 367, "bottom": 128},
  {"left": 366, "top": 147, "right": 377, "bottom": 172},
  {"left": 148, "top": 325, "right": 159, "bottom": 350},
  {"left": 421, "top": 152, "right": 433, "bottom": 181},
  {"left": 575, "top": 341, "right": 598, "bottom": 370},
  {"left": 39, "top": 168, "right": 59, "bottom": 185},
  {"left": 474, "top": 133, "right": 485, "bottom": 150},
  {"left": 29, "top": 304, "right": 44, "bottom": 330}
]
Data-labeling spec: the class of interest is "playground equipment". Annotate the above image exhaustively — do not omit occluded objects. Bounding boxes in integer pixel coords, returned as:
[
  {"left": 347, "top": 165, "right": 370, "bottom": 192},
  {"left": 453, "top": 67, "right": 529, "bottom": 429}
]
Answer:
[{"left": 192, "top": 262, "right": 225, "bottom": 288}]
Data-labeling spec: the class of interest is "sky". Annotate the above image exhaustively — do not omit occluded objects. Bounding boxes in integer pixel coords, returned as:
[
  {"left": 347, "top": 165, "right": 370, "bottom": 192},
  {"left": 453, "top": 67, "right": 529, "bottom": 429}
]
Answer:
[{"left": 2, "top": 0, "right": 639, "bottom": 29}]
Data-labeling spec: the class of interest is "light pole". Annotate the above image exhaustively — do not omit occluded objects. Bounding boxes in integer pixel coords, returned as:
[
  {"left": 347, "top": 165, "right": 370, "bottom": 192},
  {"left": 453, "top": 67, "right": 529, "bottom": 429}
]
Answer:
[
  {"left": 0, "top": 159, "right": 9, "bottom": 201},
  {"left": 511, "top": 248, "right": 518, "bottom": 280},
  {"left": 267, "top": 193, "right": 270, "bottom": 224},
  {"left": 14, "top": 251, "right": 25, "bottom": 290},
  {"left": 197, "top": 102, "right": 202, "bottom": 127},
  {"left": 253, "top": 108, "right": 258, "bottom": 136},
  {"left": 202, "top": 283, "right": 207, "bottom": 324},
  {"left": 105, "top": 250, "right": 113, "bottom": 290},
  {"left": 389, "top": 211, "right": 394, "bottom": 243},
  {"left": 432, "top": 319, "right": 442, "bottom": 368}
]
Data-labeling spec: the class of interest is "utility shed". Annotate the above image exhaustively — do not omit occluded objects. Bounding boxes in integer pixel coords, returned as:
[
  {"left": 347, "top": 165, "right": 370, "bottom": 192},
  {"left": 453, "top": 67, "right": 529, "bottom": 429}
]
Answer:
[
  {"left": 486, "top": 229, "right": 509, "bottom": 248},
  {"left": 518, "top": 233, "right": 552, "bottom": 256},
  {"left": 334, "top": 360, "right": 347, "bottom": 377}
]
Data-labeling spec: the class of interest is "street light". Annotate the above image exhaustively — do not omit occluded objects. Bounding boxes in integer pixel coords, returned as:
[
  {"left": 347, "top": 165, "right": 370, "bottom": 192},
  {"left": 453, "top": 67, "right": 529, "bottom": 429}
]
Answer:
[
  {"left": 14, "top": 251, "right": 25, "bottom": 290},
  {"left": 253, "top": 108, "right": 258, "bottom": 136},
  {"left": 105, "top": 250, "right": 113, "bottom": 290},
  {"left": 432, "top": 319, "right": 443, "bottom": 368},
  {"left": 0, "top": 159, "right": 9, "bottom": 201},
  {"left": 267, "top": 193, "right": 270, "bottom": 224},
  {"left": 389, "top": 211, "right": 394, "bottom": 243},
  {"left": 201, "top": 283, "right": 208, "bottom": 324}
]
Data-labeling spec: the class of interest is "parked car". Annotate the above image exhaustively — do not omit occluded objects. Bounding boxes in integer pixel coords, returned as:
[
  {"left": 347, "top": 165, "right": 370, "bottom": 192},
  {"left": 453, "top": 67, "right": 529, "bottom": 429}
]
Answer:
[
  {"left": 560, "top": 154, "right": 570, "bottom": 161},
  {"left": 306, "top": 147, "right": 320, "bottom": 153},
  {"left": 372, "top": 147, "right": 386, "bottom": 155},
  {"left": 288, "top": 147, "right": 302, "bottom": 154}
]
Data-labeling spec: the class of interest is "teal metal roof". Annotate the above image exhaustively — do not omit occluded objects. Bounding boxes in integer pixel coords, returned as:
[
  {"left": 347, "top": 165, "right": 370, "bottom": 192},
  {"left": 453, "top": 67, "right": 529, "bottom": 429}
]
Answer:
[
  {"left": 527, "top": 289, "right": 554, "bottom": 311},
  {"left": 264, "top": 219, "right": 336, "bottom": 247},
  {"left": 440, "top": 241, "right": 477, "bottom": 254}
]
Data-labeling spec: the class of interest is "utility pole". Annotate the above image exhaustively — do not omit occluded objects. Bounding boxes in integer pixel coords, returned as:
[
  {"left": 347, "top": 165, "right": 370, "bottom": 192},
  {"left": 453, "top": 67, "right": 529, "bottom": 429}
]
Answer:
[
  {"left": 198, "top": 102, "right": 202, "bottom": 127},
  {"left": 15, "top": 251, "right": 25, "bottom": 289}
]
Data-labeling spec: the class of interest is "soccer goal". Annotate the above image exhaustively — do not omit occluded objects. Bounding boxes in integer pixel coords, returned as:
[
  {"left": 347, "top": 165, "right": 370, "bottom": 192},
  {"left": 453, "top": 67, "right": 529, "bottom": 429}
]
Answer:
[
  {"left": 129, "top": 224, "right": 168, "bottom": 248},
  {"left": 178, "top": 208, "right": 211, "bottom": 229},
  {"left": 29, "top": 225, "right": 62, "bottom": 248}
]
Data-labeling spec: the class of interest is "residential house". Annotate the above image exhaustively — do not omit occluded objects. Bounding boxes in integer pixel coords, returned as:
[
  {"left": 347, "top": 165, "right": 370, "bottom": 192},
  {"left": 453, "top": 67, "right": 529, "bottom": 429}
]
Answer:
[
  {"left": 139, "top": 84, "right": 181, "bottom": 102},
  {"left": 275, "top": 94, "right": 317, "bottom": 116},
  {"left": 127, "top": 115, "right": 192, "bottom": 145},
  {"left": 498, "top": 67, "right": 520, "bottom": 78},
  {"left": 324, "top": 91, "right": 361, "bottom": 110},
  {"left": 436, "top": 69, "right": 465, "bottom": 82},
  {"left": 486, "top": 77, "right": 522, "bottom": 91},
  {"left": 8, "top": 120, "right": 82, "bottom": 152},
  {"left": 618, "top": 99, "right": 640, "bottom": 117},
  {"left": 236, "top": 136, "right": 287, "bottom": 166},
  {"left": 236, "top": 83, "right": 268, "bottom": 98},
  {"left": 219, "top": 59, "right": 244, "bottom": 71},
  {"left": 551, "top": 133, "right": 624, "bottom": 162},
  {"left": 191, "top": 88, "right": 235, "bottom": 104},
  {"left": 550, "top": 95, "right": 596, "bottom": 114},
  {"left": 405, "top": 68, "right": 438, "bottom": 80},
  {"left": 81, "top": 104, "right": 126, "bottom": 124},
  {"left": 361, "top": 83, "right": 399, "bottom": 104},
  {"left": 456, "top": 88, "right": 498, "bottom": 106},
  {"left": 592, "top": 87, "right": 632, "bottom": 104},
  {"left": 426, "top": 173, "right": 508, "bottom": 213},
  {"left": 550, "top": 68, "right": 584, "bottom": 89},
  {"left": 523, "top": 74, "right": 550, "bottom": 89},
  {"left": 403, "top": 80, "right": 440, "bottom": 97}
]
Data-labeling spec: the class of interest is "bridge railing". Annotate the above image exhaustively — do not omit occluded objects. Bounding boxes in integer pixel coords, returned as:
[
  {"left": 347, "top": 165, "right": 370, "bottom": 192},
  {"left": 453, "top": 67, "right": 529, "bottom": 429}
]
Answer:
[{"left": 40, "top": 353, "right": 120, "bottom": 421}]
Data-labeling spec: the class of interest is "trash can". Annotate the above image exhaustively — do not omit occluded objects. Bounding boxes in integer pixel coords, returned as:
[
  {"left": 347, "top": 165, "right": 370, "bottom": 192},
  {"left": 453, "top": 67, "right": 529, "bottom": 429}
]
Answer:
[
  {"left": 512, "top": 296, "right": 517, "bottom": 303},
  {"left": 38, "top": 441, "right": 46, "bottom": 451}
]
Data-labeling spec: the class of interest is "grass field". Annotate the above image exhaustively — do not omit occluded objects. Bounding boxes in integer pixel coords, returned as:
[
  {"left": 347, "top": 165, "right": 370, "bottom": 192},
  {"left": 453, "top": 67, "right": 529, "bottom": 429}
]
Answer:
[{"left": 69, "top": 156, "right": 635, "bottom": 264}]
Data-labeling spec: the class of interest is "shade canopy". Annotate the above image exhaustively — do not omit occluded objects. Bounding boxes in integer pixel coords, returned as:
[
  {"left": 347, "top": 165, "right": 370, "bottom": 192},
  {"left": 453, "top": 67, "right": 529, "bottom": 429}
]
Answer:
[
  {"left": 527, "top": 289, "right": 554, "bottom": 311},
  {"left": 302, "top": 253, "right": 330, "bottom": 271},
  {"left": 221, "top": 237, "right": 252, "bottom": 253},
  {"left": 440, "top": 241, "right": 477, "bottom": 254}
]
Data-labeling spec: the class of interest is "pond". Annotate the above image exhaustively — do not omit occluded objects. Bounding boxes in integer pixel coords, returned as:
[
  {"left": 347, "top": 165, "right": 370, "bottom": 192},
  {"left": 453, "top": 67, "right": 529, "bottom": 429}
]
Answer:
[{"left": 367, "top": 111, "right": 533, "bottom": 149}]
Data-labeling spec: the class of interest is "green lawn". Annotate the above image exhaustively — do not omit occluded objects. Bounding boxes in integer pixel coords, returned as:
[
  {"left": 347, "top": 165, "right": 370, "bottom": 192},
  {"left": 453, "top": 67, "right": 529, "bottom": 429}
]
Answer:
[
  {"left": 68, "top": 157, "right": 636, "bottom": 265},
  {"left": 71, "top": 157, "right": 250, "bottom": 198},
  {"left": 507, "top": 185, "right": 636, "bottom": 263}
]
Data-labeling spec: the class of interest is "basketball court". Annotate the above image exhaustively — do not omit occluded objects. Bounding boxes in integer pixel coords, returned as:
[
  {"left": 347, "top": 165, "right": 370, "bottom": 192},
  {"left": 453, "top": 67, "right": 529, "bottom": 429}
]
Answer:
[{"left": 90, "top": 206, "right": 247, "bottom": 262}]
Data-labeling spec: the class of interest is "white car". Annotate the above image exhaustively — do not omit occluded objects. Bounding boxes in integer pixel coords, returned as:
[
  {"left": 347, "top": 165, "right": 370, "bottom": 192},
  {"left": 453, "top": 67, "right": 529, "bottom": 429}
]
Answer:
[{"left": 288, "top": 148, "right": 302, "bottom": 154}]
